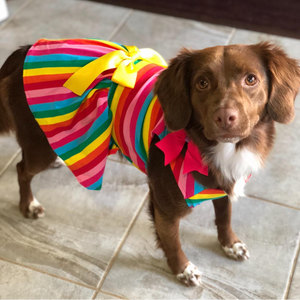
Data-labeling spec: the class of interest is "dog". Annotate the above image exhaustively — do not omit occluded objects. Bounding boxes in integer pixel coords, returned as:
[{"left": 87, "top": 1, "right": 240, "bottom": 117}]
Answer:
[{"left": 0, "top": 40, "right": 299, "bottom": 287}]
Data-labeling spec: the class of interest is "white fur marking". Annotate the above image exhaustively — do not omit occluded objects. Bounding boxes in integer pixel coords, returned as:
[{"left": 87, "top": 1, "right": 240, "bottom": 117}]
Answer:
[
  {"left": 231, "top": 177, "right": 246, "bottom": 201},
  {"left": 51, "top": 156, "right": 66, "bottom": 168},
  {"left": 222, "top": 242, "right": 250, "bottom": 260},
  {"left": 29, "top": 198, "right": 45, "bottom": 218},
  {"left": 177, "top": 262, "right": 202, "bottom": 286},
  {"left": 212, "top": 143, "right": 262, "bottom": 181}
]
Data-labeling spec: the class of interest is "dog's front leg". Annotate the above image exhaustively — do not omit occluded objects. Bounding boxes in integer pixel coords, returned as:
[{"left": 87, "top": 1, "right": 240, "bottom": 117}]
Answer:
[
  {"left": 213, "top": 196, "right": 249, "bottom": 260},
  {"left": 153, "top": 205, "right": 202, "bottom": 286}
]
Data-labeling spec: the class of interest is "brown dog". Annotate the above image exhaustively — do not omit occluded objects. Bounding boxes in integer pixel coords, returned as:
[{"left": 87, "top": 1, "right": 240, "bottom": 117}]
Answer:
[{"left": 0, "top": 42, "right": 299, "bottom": 286}]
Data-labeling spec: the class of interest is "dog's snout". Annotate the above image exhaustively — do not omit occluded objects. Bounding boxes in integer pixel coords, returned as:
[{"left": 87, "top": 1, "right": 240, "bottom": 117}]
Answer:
[{"left": 213, "top": 108, "right": 238, "bottom": 129}]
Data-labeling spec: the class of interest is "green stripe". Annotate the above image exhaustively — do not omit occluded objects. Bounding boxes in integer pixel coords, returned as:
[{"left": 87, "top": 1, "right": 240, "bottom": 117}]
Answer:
[
  {"left": 107, "top": 82, "right": 117, "bottom": 107},
  {"left": 94, "top": 183, "right": 102, "bottom": 190},
  {"left": 59, "top": 111, "right": 112, "bottom": 160},
  {"left": 32, "top": 81, "right": 112, "bottom": 119},
  {"left": 24, "top": 60, "right": 93, "bottom": 70}
]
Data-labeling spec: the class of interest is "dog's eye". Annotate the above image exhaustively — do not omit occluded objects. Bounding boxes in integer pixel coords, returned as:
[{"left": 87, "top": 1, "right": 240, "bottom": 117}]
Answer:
[
  {"left": 197, "top": 78, "right": 209, "bottom": 90},
  {"left": 245, "top": 74, "right": 258, "bottom": 86}
]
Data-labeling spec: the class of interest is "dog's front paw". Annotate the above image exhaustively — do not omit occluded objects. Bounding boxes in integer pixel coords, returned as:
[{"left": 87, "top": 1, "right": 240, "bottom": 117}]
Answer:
[
  {"left": 177, "top": 262, "right": 202, "bottom": 287},
  {"left": 27, "top": 198, "right": 45, "bottom": 219},
  {"left": 222, "top": 242, "right": 249, "bottom": 261}
]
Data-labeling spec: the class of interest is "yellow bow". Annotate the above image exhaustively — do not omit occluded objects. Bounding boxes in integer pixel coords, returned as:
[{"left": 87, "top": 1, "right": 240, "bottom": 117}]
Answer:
[{"left": 63, "top": 45, "right": 168, "bottom": 96}]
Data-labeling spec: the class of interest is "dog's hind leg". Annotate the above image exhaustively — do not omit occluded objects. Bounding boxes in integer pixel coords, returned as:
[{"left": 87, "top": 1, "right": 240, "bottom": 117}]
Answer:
[{"left": 17, "top": 145, "right": 57, "bottom": 219}]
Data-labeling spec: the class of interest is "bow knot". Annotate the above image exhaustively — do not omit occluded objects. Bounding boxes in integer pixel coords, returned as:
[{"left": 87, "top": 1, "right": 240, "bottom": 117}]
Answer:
[
  {"left": 63, "top": 43, "right": 168, "bottom": 96},
  {"left": 155, "top": 130, "right": 209, "bottom": 176}
]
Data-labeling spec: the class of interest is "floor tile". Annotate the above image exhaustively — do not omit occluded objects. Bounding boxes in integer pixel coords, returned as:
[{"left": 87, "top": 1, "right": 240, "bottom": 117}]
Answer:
[
  {"left": 101, "top": 197, "right": 300, "bottom": 299},
  {"left": 95, "top": 291, "right": 122, "bottom": 299},
  {"left": 0, "top": 0, "right": 130, "bottom": 48},
  {"left": 113, "top": 10, "right": 233, "bottom": 61},
  {"left": 230, "top": 29, "right": 300, "bottom": 109},
  {"left": 288, "top": 252, "right": 300, "bottom": 299},
  {"left": 0, "top": 155, "right": 148, "bottom": 287},
  {"left": 245, "top": 109, "right": 300, "bottom": 208},
  {"left": 0, "top": 135, "right": 19, "bottom": 174},
  {"left": 6, "top": 0, "right": 28, "bottom": 17},
  {"left": 0, "top": 259, "right": 94, "bottom": 299}
]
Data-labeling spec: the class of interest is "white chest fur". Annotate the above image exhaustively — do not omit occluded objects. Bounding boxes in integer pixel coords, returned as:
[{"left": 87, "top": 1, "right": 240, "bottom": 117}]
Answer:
[{"left": 211, "top": 143, "right": 262, "bottom": 200}]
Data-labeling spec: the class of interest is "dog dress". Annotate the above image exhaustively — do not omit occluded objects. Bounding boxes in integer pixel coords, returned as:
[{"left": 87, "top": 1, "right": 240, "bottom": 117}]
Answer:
[{"left": 23, "top": 39, "right": 227, "bottom": 207}]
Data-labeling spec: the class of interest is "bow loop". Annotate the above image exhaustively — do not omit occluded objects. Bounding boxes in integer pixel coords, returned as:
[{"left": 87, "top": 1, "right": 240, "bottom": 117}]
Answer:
[
  {"left": 156, "top": 130, "right": 209, "bottom": 177},
  {"left": 63, "top": 43, "right": 168, "bottom": 96}
]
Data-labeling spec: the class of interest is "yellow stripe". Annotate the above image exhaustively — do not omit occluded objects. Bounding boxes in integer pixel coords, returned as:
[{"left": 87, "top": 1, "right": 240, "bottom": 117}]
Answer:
[
  {"left": 189, "top": 193, "right": 226, "bottom": 200},
  {"left": 36, "top": 109, "right": 77, "bottom": 125},
  {"left": 142, "top": 96, "right": 156, "bottom": 154},
  {"left": 65, "top": 122, "right": 112, "bottom": 166},
  {"left": 24, "top": 67, "right": 80, "bottom": 77},
  {"left": 110, "top": 85, "right": 125, "bottom": 145}
]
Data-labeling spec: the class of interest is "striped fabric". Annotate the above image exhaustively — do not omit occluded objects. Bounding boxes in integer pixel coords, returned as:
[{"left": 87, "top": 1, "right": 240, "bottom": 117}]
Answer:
[{"left": 23, "top": 38, "right": 227, "bottom": 207}]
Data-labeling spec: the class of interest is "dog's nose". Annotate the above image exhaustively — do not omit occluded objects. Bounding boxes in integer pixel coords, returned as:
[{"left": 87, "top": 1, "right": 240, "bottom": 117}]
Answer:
[{"left": 213, "top": 108, "right": 238, "bottom": 129}]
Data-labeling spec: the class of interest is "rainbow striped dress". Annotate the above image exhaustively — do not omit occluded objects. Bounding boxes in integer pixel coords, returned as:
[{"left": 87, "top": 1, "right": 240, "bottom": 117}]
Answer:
[{"left": 23, "top": 39, "right": 227, "bottom": 207}]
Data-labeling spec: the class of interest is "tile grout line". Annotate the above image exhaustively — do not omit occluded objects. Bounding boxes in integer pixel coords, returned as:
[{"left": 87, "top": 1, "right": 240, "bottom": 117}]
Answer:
[
  {"left": 91, "top": 290, "right": 130, "bottom": 300},
  {"left": 0, "top": 0, "right": 34, "bottom": 33},
  {"left": 0, "top": 256, "right": 98, "bottom": 292},
  {"left": 107, "top": 9, "right": 133, "bottom": 41},
  {"left": 91, "top": 191, "right": 149, "bottom": 299},
  {"left": 0, "top": 148, "right": 21, "bottom": 178},
  {"left": 283, "top": 233, "right": 300, "bottom": 299},
  {"left": 225, "top": 28, "right": 237, "bottom": 45},
  {"left": 245, "top": 193, "right": 300, "bottom": 211}
]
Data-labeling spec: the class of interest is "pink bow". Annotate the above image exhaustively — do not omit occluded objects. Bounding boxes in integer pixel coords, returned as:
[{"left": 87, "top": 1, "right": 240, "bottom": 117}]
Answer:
[{"left": 155, "top": 130, "right": 208, "bottom": 176}]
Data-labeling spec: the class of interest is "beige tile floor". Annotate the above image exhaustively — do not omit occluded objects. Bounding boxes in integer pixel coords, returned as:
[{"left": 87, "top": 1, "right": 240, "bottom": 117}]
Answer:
[{"left": 0, "top": 0, "right": 300, "bottom": 299}]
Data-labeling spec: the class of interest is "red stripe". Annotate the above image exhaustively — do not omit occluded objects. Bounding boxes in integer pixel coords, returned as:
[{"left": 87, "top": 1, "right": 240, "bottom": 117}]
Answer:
[
  {"left": 71, "top": 139, "right": 109, "bottom": 176},
  {"left": 24, "top": 79, "right": 70, "bottom": 91},
  {"left": 35, "top": 39, "right": 120, "bottom": 49},
  {"left": 80, "top": 165, "right": 105, "bottom": 188},
  {"left": 68, "top": 135, "right": 110, "bottom": 172}
]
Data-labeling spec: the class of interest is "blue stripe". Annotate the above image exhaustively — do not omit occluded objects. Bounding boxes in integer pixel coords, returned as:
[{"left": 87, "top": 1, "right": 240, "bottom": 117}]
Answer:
[
  {"left": 134, "top": 90, "right": 154, "bottom": 165},
  {"left": 194, "top": 181, "right": 205, "bottom": 195},
  {"left": 29, "top": 79, "right": 112, "bottom": 112},
  {"left": 25, "top": 54, "right": 98, "bottom": 63},
  {"left": 55, "top": 106, "right": 110, "bottom": 155}
]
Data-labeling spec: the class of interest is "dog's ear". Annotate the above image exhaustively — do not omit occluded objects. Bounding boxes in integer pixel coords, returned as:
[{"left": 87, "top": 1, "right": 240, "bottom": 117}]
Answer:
[
  {"left": 155, "top": 48, "right": 194, "bottom": 131},
  {"left": 255, "top": 42, "right": 300, "bottom": 124}
]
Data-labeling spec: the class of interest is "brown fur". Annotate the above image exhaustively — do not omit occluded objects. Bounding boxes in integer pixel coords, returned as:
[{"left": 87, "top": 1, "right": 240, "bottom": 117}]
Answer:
[{"left": 0, "top": 42, "right": 299, "bottom": 284}]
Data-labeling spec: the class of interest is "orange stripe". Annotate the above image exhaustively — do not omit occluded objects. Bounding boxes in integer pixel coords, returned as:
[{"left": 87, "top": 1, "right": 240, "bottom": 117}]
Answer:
[
  {"left": 113, "top": 88, "right": 131, "bottom": 151},
  {"left": 199, "top": 189, "right": 226, "bottom": 195},
  {"left": 148, "top": 100, "right": 161, "bottom": 143}
]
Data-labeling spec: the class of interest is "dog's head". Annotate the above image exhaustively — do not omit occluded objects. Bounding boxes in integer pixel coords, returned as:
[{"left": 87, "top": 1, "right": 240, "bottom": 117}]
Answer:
[{"left": 155, "top": 42, "right": 300, "bottom": 143}]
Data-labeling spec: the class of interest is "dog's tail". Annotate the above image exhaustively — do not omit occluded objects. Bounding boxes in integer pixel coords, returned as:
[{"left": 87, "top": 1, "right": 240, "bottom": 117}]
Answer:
[{"left": 0, "top": 46, "right": 30, "bottom": 134}]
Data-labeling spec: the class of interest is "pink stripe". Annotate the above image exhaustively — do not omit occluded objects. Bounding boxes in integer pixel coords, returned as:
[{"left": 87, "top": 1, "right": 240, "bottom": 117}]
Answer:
[
  {"left": 26, "top": 89, "right": 73, "bottom": 104},
  {"left": 177, "top": 164, "right": 188, "bottom": 198},
  {"left": 27, "top": 86, "right": 71, "bottom": 98},
  {"left": 77, "top": 156, "right": 106, "bottom": 183},
  {"left": 26, "top": 73, "right": 112, "bottom": 105},
  {"left": 28, "top": 48, "right": 111, "bottom": 57},
  {"left": 124, "top": 74, "right": 157, "bottom": 169},
  {"left": 49, "top": 95, "right": 108, "bottom": 146},
  {"left": 30, "top": 44, "right": 115, "bottom": 56}
]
